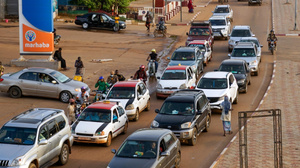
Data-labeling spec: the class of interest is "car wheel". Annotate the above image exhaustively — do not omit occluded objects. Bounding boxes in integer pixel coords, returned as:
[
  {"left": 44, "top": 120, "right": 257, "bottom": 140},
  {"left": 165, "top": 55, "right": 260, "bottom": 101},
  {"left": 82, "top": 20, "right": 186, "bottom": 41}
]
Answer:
[
  {"left": 244, "top": 84, "right": 248, "bottom": 93},
  {"left": 9, "top": 86, "right": 22, "bottom": 98},
  {"left": 60, "top": 91, "right": 72, "bottom": 103},
  {"left": 225, "top": 36, "right": 228, "bottom": 40},
  {"left": 248, "top": 2, "right": 251, "bottom": 6},
  {"left": 259, "top": 2, "right": 262, "bottom": 6},
  {"left": 200, "top": 63, "right": 204, "bottom": 73},
  {"left": 153, "top": 30, "right": 158, "bottom": 37},
  {"left": 29, "top": 163, "right": 37, "bottom": 168},
  {"left": 188, "top": 127, "right": 197, "bottom": 146},
  {"left": 233, "top": 93, "right": 238, "bottom": 104},
  {"left": 82, "top": 22, "right": 89, "bottom": 29},
  {"left": 134, "top": 109, "right": 139, "bottom": 121},
  {"left": 248, "top": 79, "right": 251, "bottom": 85},
  {"left": 204, "top": 114, "right": 210, "bottom": 132},
  {"left": 145, "top": 99, "right": 150, "bottom": 111},
  {"left": 174, "top": 151, "right": 181, "bottom": 168},
  {"left": 255, "top": 68, "right": 259, "bottom": 76},
  {"left": 122, "top": 122, "right": 128, "bottom": 134},
  {"left": 105, "top": 133, "right": 112, "bottom": 147},
  {"left": 113, "top": 26, "right": 119, "bottom": 32},
  {"left": 58, "top": 143, "right": 69, "bottom": 165},
  {"left": 228, "top": 48, "right": 231, "bottom": 52}
]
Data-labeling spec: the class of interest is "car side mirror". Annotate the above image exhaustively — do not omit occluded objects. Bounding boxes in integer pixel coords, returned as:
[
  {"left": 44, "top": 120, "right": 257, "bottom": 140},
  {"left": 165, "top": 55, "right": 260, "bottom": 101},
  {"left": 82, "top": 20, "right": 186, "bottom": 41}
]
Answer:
[
  {"left": 155, "top": 109, "right": 159, "bottom": 113},
  {"left": 111, "top": 149, "right": 116, "bottom": 154},
  {"left": 113, "top": 119, "right": 118, "bottom": 123},
  {"left": 228, "top": 34, "right": 231, "bottom": 37},
  {"left": 186, "top": 32, "right": 189, "bottom": 35},
  {"left": 252, "top": 34, "right": 255, "bottom": 37},
  {"left": 214, "top": 69, "right": 219, "bottom": 71},
  {"left": 260, "top": 45, "right": 263, "bottom": 48},
  {"left": 138, "top": 95, "right": 143, "bottom": 99},
  {"left": 39, "top": 139, "right": 48, "bottom": 145},
  {"left": 196, "top": 110, "right": 202, "bottom": 115},
  {"left": 157, "top": 76, "right": 161, "bottom": 80},
  {"left": 228, "top": 54, "right": 231, "bottom": 57},
  {"left": 52, "top": 80, "right": 57, "bottom": 84},
  {"left": 167, "top": 57, "right": 170, "bottom": 60},
  {"left": 161, "top": 151, "right": 170, "bottom": 156}
]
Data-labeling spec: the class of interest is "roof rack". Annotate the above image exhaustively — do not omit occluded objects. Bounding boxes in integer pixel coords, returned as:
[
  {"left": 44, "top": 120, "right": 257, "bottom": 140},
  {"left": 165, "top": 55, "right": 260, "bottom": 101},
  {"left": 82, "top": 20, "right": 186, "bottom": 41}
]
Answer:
[
  {"left": 11, "top": 108, "right": 36, "bottom": 120},
  {"left": 191, "top": 20, "right": 211, "bottom": 27},
  {"left": 41, "top": 109, "right": 63, "bottom": 122},
  {"left": 171, "top": 89, "right": 204, "bottom": 96}
]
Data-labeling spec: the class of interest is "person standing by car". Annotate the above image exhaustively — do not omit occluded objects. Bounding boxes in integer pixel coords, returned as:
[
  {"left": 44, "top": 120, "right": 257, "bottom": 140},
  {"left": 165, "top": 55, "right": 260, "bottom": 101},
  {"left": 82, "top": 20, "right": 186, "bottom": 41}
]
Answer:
[
  {"left": 53, "top": 48, "right": 67, "bottom": 70},
  {"left": 0, "top": 61, "right": 5, "bottom": 77},
  {"left": 75, "top": 57, "right": 84, "bottom": 75},
  {"left": 114, "top": 14, "right": 120, "bottom": 31},
  {"left": 220, "top": 96, "right": 232, "bottom": 136},
  {"left": 146, "top": 49, "right": 158, "bottom": 72},
  {"left": 115, "top": 70, "right": 126, "bottom": 81},
  {"left": 67, "top": 98, "right": 76, "bottom": 125},
  {"left": 145, "top": 11, "right": 152, "bottom": 32}
]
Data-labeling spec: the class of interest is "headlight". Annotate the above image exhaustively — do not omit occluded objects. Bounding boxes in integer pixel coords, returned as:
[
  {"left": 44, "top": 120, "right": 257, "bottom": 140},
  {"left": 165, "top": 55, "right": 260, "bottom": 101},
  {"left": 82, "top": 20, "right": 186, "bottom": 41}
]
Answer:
[
  {"left": 151, "top": 120, "right": 159, "bottom": 128},
  {"left": 125, "top": 104, "right": 134, "bottom": 110},
  {"left": 238, "top": 79, "right": 246, "bottom": 84},
  {"left": 11, "top": 156, "right": 24, "bottom": 166},
  {"left": 75, "top": 88, "right": 81, "bottom": 92},
  {"left": 179, "top": 84, "right": 187, "bottom": 89},
  {"left": 181, "top": 122, "right": 191, "bottom": 129},
  {"left": 250, "top": 60, "right": 257, "bottom": 65},
  {"left": 221, "top": 29, "right": 227, "bottom": 35},
  {"left": 218, "top": 96, "right": 225, "bottom": 102},
  {"left": 95, "top": 131, "right": 105, "bottom": 136},
  {"left": 157, "top": 84, "right": 162, "bottom": 89}
]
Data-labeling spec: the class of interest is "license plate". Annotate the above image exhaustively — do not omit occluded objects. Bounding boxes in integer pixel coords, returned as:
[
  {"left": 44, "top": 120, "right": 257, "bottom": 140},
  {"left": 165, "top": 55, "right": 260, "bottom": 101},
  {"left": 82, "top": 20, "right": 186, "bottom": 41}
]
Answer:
[
  {"left": 78, "top": 137, "right": 91, "bottom": 140},
  {"left": 213, "top": 32, "right": 221, "bottom": 36},
  {"left": 165, "top": 91, "right": 173, "bottom": 94}
]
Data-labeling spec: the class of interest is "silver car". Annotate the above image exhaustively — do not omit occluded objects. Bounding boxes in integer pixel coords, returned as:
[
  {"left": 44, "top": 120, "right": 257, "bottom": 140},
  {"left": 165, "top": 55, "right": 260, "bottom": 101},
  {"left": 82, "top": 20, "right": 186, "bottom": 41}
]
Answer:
[{"left": 0, "top": 67, "right": 89, "bottom": 103}]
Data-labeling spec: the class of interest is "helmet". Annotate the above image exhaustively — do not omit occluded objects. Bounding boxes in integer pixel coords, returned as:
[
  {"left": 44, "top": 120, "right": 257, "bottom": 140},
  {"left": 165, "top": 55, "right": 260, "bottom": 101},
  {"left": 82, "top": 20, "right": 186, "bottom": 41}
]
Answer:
[
  {"left": 140, "top": 65, "right": 145, "bottom": 70},
  {"left": 151, "top": 49, "right": 156, "bottom": 53},
  {"left": 81, "top": 86, "right": 86, "bottom": 91},
  {"left": 160, "top": 18, "right": 163, "bottom": 21},
  {"left": 99, "top": 76, "right": 104, "bottom": 80}
]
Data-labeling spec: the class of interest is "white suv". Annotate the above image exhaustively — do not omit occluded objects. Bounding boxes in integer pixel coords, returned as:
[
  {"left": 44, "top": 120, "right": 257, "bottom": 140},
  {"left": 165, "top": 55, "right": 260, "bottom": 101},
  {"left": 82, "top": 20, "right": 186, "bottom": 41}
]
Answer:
[
  {"left": 0, "top": 108, "right": 73, "bottom": 168},
  {"left": 209, "top": 15, "right": 231, "bottom": 40},
  {"left": 228, "top": 25, "right": 255, "bottom": 52},
  {"left": 196, "top": 72, "right": 238, "bottom": 110}
]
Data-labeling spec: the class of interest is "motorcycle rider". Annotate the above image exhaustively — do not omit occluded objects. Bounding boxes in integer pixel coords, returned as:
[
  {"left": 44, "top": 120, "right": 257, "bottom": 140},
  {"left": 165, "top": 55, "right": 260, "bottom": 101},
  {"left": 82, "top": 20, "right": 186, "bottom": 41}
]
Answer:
[
  {"left": 267, "top": 29, "right": 278, "bottom": 49},
  {"left": 95, "top": 76, "right": 110, "bottom": 93},
  {"left": 158, "top": 18, "right": 165, "bottom": 31},
  {"left": 133, "top": 65, "right": 147, "bottom": 83},
  {"left": 146, "top": 49, "right": 158, "bottom": 73},
  {"left": 76, "top": 86, "right": 90, "bottom": 105},
  {"left": 107, "top": 71, "right": 118, "bottom": 86}
]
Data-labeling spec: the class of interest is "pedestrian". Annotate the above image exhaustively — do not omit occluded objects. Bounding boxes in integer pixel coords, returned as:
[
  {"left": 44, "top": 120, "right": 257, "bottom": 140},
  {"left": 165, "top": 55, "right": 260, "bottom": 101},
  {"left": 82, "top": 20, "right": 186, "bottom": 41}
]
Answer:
[
  {"left": 107, "top": 71, "right": 118, "bottom": 85},
  {"left": 115, "top": 70, "right": 126, "bottom": 81},
  {"left": 114, "top": 14, "right": 120, "bottom": 31},
  {"left": 67, "top": 98, "right": 76, "bottom": 125},
  {"left": 188, "top": 0, "right": 194, "bottom": 13},
  {"left": 53, "top": 48, "right": 67, "bottom": 70},
  {"left": 145, "top": 11, "right": 152, "bottom": 32},
  {"left": 0, "top": 61, "right": 5, "bottom": 77},
  {"left": 220, "top": 96, "right": 233, "bottom": 136},
  {"left": 75, "top": 57, "right": 84, "bottom": 75}
]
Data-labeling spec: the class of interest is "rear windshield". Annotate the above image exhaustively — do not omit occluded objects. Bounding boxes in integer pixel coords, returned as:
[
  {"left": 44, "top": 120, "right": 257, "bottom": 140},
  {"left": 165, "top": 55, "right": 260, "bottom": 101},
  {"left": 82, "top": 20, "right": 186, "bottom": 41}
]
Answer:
[
  {"left": 231, "top": 29, "right": 251, "bottom": 37},
  {"left": 214, "top": 7, "right": 229, "bottom": 13},
  {"left": 189, "top": 28, "right": 210, "bottom": 36},
  {"left": 210, "top": 20, "right": 226, "bottom": 26},
  {"left": 219, "top": 64, "right": 245, "bottom": 74},
  {"left": 171, "top": 52, "right": 195, "bottom": 61},
  {"left": 161, "top": 70, "right": 186, "bottom": 80},
  {"left": 231, "top": 48, "right": 256, "bottom": 57},
  {"left": 197, "top": 78, "right": 228, "bottom": 89},
  {"left": 107, "top": 87, "right": 135, "bottom": 99}
]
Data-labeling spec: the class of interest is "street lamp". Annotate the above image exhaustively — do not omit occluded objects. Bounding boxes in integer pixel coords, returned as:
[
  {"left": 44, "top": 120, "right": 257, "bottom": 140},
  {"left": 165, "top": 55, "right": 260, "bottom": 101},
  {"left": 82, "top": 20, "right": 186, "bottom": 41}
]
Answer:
[{"left": 294, "top": 0, "right": 298, "bottom": 30}]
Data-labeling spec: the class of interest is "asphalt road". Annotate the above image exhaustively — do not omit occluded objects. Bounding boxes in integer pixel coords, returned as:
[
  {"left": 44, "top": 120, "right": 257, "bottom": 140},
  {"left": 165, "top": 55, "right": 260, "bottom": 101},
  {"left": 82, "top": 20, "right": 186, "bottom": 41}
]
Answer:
[{"left": 0, "top": 0, "right": 275, "bottom": 168}]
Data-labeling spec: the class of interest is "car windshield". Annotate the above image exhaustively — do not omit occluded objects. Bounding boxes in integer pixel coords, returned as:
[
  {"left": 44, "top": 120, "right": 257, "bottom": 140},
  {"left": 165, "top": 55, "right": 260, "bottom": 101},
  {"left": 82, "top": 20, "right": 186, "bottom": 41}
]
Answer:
[
  {"left": 188, "top": 44, "right": 206, "bottom": 50},
  {"left": 116, "top": 140, "right": 157, "bottom": 158},
  {"left": 231, "top": 48, "right": 256, "bottom": 57},
  {"left": 219, "top": 65, "right": 245, "bottom": 74},
  {"left": 107, "top": 87, "right": 135, "bottom": 99},
  {"left": 189, "top": 28, "right": 210, "bottom": 36},
  {"left": 210, "top": 20, "right": 226, "bottom": 26},
  {"left": 0, "top": 127, "right": 37, "bottom": 145},
  {"left": 197, "top": 78, "right": 228, "bottom": 89},
  {"left": 231, "top": 30, "right": 251, "bottom": 37},
  {"left": 161, "top": 70, "right": 186, "bottom": 80},
  {"left": 171, "top": 52, "right": 195, "bottom": 61},
  {"left": 214, "top": 7, "right": 229, "bottom": 13},
  {"left": 78, "top": 108, "right": 111, "bottom": 123},
  {"left": 159, "top": 101, "right": 195, "bottom": 115},
  {"left": 50, "top": 71, "right": 70, "bottom": 83},
  {"left": 240, "top": 40, "right": 259, "bottom": 47}
]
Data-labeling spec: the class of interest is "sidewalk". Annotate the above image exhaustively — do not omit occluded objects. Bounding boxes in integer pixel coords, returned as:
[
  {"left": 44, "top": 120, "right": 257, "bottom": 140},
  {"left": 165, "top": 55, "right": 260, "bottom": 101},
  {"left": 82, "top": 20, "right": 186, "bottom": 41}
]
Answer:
[{"left": 212, "top": 0, "right": 300, "bottom": 167}]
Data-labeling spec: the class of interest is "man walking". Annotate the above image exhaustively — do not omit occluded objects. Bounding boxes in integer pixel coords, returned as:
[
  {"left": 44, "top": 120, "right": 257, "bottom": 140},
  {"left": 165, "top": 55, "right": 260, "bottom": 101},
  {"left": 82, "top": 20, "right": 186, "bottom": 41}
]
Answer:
[{"left": 53, "top": 48, "right": 67, "bottom": 70}]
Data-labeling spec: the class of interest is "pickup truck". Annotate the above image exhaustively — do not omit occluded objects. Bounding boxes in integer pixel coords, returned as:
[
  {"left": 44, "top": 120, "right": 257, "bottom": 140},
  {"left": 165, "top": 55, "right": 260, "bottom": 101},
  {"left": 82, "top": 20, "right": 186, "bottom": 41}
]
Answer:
[{"left": 186, "top": 21, "right": 214, "bottom": 50}]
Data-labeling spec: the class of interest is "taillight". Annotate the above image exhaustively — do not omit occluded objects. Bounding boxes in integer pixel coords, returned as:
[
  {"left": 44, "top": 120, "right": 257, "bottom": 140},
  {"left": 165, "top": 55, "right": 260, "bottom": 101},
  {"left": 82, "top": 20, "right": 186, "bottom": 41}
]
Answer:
[{"left": 0, "top": 78, "right": 3, "bottom": 82}]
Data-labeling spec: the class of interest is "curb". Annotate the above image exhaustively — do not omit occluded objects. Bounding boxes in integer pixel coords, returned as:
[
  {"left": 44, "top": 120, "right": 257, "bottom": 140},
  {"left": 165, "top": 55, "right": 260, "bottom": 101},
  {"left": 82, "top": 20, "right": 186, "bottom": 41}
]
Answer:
[{"left": 275, "top": 34, "right": 300, "bottom": 36}]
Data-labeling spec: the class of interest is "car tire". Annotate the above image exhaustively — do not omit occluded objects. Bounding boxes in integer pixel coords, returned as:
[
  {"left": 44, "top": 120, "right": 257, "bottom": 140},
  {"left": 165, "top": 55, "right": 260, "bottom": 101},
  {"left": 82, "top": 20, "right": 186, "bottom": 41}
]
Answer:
[
  {"left": 58, "top": 143, "right": 69, "bottom": 165},
  {"left": 9, "top": 86, "right": 22, "bottom": 98},
  {"left": 174, "top": 151, "right": 181, "bottom": 168},
  {"left": 29, "top": 163, "right": 37, "bottom": 168},
  {"left": 233, "top": 94, "right": 238, "bottom": 104},
  {"left": 122, "top": 122, "right": 128, "bottom": 134},
  {"left": 228, "top": 48, "right": 231, "bottom": 52},
  {"left": 145, "top": 99, "right": 150, "bottom": 111},
  {"left": 105, "top": 133, "right": 112, "bottom": 147},
  {"left": 60, "top": 91, "right": 72, "bottom": 103},
  {"left": 113, "top": 26, "right": 119, "bottom": 32},
  {"left": 200, "top": 63, "right": 204, "bottom": 74},
  {"left": 188, "top": 127, "right": 197, "bottom": 146},
  {"left": 244, "top": 84, "right": 248, "bottom": 93},
  {"left": 255, "top": 68, "right": 259, "bottom": 76},
  {"left": 204, "top": 114, "right": 210, "bottom": 132},
  {"left": 134, "top": 109, "right": 139, "bottom": 121},
  {"left": 248, "top": 79, "right": 251, "bottom": 85},
  {"left": 82, "top": 22, "right": 89, "bottom": 29}
]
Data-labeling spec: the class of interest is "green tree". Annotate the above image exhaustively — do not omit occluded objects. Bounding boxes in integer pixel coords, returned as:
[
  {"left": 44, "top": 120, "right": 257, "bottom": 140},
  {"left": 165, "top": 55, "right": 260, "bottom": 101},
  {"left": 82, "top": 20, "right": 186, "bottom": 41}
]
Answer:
[{"left": 70, "top": 0, "right": 132, "bottom": 13}]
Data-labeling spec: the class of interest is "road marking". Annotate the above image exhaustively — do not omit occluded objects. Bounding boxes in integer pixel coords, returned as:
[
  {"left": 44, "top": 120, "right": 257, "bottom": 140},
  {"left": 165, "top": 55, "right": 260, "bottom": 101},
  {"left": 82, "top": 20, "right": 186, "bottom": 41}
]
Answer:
[{"left": 251, "top": 63, "right": 268, "bottom": 107}]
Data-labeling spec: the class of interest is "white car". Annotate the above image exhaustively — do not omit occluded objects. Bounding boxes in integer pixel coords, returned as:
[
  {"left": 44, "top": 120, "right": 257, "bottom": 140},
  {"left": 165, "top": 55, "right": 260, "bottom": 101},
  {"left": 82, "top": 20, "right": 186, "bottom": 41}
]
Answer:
[
  {"left": 156, "top": 65, "right": 196, "bottom": 98},
  {"left": 228, "top": 25, "right": 255, "bottom": 52},
  {"left": 196, "top": 71, "right": 238, "bottom": 110},
  {"left": 239, "top": 37, "right": 263, "bottom": 57},
  {"left": 72, "top": 101, "right": 128, "bottom": 146},
  {"left": 212, "top": 5, "right": 233, "bottom": 22},
  {"left": 106, "top": 80, "right": 150, "bottom": 121},
  {"left": 188, "top": 40, "right": 212, "bottom": 66},
  {"left": 209, "top": 15, "right": 231, "bottom": 40}
]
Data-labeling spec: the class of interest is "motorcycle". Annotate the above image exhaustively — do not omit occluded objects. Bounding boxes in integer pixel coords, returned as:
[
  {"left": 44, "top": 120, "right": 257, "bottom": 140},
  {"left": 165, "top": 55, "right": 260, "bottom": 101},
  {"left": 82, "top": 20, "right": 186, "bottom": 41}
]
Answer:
[
  {"left": 148, "top": 60, "right": 156, "bottom": 77},
  {"left": 269, "top": 40, "right": 276, "bottom": 55},
  {"left": 93, "top": 90, "right": 107, "bottom": 102},
  {"left": 54, "top": 34, "right": 61, "bottom": 46},
  {"left": 154, "top": 24, "right": 167, "bottom": 37},
  {"left": 75, "top": 99, "right": 90, "bottom": 118}
]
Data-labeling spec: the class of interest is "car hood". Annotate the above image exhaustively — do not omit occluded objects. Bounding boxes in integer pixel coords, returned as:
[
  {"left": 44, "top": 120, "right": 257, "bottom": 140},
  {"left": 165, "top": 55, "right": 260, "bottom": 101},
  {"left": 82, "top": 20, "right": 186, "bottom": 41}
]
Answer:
[
  {"left": 75, "top": 121, "right": 107, "bottom": 134},
  {"left": 233, "top": 73, "right": 246, "bottom": 80},
  {"left": 108, "top": 157, "right": 156, "bottom": 168},
  {"left": 158, "top": 79, "right": 186, "bottom": 88},
  {"left": 0, "top": 144, "right": 32, "bottom": 160},
  {"left": 213, "top": 13, "right": 230, "bottom": 17},
  {"left": 230, "top": 57, "right": 257, "bottom": 63},
  {"left": 155, "top": 113, "right": 193, "bottom": 125},
  {"left": 197, "top": 88, "right": 227, "bottom": 98},
  {"left": 168, "top": 60, "right": 195, "bottom": 66}
]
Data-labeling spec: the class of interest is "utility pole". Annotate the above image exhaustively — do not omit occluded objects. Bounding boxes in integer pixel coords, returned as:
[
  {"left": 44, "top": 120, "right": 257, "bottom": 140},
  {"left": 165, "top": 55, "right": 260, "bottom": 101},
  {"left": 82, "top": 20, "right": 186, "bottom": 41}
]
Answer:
[{"left": 294, "top": 0, "right": 298, "bottom": 30}]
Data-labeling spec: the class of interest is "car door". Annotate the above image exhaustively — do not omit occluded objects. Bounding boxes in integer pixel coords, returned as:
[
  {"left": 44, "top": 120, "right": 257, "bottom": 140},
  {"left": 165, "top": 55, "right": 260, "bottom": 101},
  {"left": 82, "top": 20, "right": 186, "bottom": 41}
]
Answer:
[
  {"left": 206, "top": 43, "right": 212, "bottom": 60},
  {"left": 195, "top": 50, "right": 202, "bottom": 70},
  {"left": 187, "top": 67, "right": 196, "bottom": 87},
  {"left": 101, "top": 14, "right": 111, "bottom": 28},
  {"left": 18, "top": 72, "right": 38, "bottom": 96},
  {"left": 244, "top": 63, "right": 251, "bottom": 83},
  {"left": 37, "top": 124, "right": 50, "bottom": 166},
  {"left": 90, "top": 13, "right": 100, "bottom": 27},
  {"left": 228, "top": 74, "right": 238, "bottom": 102},
  {"left": 157, "top": 134, "right": 178, "bottom": 168},
  {"left": 137, "top": 83, "right": 147, "bottom": 110},
  {"left": 117, "top": 106, "right": 127, "bottom": 130},
  {"left": 36, "top": 73, "right": 59, "bottom": 98},
  {"left": 47, "top": 119, "right": 60, "bottom": 160},
  {"left": 112, "top": 108, "right": 123, "bottom": 137}
]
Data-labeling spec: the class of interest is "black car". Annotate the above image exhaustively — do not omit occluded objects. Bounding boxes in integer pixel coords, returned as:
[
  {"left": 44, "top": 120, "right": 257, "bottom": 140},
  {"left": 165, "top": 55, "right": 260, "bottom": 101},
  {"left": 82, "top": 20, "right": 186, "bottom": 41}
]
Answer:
[
  {"left": 218, "top": 59, "right": 251, "bottom": 93},
  {"left": 151, "top": 90, "right": 211, "bottom": 146},
  {"left": 75, "top": 13, "right": 126, "bottom": 31}
]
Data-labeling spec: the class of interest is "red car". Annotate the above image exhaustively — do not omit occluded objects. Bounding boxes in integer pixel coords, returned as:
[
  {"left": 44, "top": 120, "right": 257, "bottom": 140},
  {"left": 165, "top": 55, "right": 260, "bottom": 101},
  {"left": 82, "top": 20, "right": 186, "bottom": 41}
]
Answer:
[{"left": 186, "top": 21, "right": 214, "bottom": 50}]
